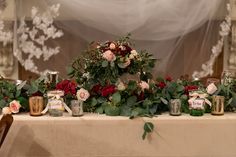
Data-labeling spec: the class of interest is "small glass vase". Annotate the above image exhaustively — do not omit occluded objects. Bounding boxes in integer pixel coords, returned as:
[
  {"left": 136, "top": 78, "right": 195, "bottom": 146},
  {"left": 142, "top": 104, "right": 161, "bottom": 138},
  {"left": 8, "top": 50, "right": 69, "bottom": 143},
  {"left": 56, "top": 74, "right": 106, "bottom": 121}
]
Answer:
[
  {"left": 71, "top": 100, "right": 83, "bottom": 117},
  {"left": 29, "top": 96, "right": 44, "bottom": 116},
  {"left": 189, "top": 98, "right": 205, "bottom": 116},
  {"left": 47, "top": 90, "right": 65, "bottom": 117},
  {"left": 169, "top": 99, "right": 181, "bottom": 116},
  {"left": 211, "top": 95, "right": 224, "bottom": 115}
]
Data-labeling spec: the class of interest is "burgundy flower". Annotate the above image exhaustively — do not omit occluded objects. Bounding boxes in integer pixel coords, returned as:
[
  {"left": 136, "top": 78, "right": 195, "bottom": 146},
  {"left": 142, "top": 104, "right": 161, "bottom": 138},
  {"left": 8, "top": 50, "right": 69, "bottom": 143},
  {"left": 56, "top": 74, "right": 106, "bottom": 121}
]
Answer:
[
  {"left": 56, "top": 80, "right": 77, "bottom": 96},
  {"left": 157, "top": 82, "right": 166, "bottom": 89},
  {"left": 4, "top": 96, "right": 8, "bottom": 101},
  {"left": 118, "top": 44, "right": 132, "bottom": 57},
  {"left": 101, "top": 85, "right": 116, "bottom": 97},
  {"left": 137, "top": 92, "right": 145, "bottom": 101},
  {"left": 165, "top": 76, "right": 172, "bottom": 82},
  {"left": 91, "top": 84, "right": 102, "bottom": 94},
  {"left": 184, "top": 85, "right": 198, "bottom": 95}
]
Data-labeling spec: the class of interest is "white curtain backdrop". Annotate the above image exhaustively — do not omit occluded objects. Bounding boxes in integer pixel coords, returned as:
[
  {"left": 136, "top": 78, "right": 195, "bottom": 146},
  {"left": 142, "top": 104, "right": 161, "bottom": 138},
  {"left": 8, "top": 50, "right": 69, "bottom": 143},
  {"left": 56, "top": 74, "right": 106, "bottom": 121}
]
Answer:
[{"left": 14, "top": 0, "right": 227, "bottom": 79}]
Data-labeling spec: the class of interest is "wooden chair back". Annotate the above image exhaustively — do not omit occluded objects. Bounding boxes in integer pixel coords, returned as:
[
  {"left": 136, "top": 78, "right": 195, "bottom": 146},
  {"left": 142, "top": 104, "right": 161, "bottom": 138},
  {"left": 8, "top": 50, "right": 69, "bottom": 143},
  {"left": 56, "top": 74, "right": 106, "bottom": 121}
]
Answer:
[{"left": 0, "top": 114, "right": 13, "bottom": 148}]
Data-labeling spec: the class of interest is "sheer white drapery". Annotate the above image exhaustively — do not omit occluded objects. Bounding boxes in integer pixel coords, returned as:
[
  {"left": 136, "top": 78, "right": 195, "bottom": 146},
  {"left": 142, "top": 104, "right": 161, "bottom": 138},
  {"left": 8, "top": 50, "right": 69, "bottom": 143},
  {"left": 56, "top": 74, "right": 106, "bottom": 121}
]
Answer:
[{"left": 14, "top": 0, "right": 226, "bottom": 78}]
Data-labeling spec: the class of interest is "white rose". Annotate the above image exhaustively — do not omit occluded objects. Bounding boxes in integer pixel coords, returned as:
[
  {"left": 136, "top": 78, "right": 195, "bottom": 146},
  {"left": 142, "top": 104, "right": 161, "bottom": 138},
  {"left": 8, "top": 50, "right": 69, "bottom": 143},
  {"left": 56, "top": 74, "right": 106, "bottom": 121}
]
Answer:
[
  {"left": 129, "top": 54, "right": 134, "bottom": 59},
  {"left": 2, "top": 107, "right": 12, "bottom": 115},
  {"left": 109, "top": 43, "right": 116, "bottom": 50},
  {"left": 77, "top": 88, "right": 90, "bottom": 101},
  {"left": 206, "top": 83, "right": 218, "bottom": 95},
  {"left": 131, "top": 50, "right": 138, "bottom": 56},
  {"left": 119, "top": 45, "right": 126, "bottom": 51},
  {"left": 102, "top": 50, "right": 116, "bottom": 62},
  {"left": 117, "top": 81, "right": 126, "bottom": 91},
  {"left": 9, "top": 100, "right": 21, "bottom": 114},
  {"left": 139, "top": 81, "right": 149, "bottom": 90}
]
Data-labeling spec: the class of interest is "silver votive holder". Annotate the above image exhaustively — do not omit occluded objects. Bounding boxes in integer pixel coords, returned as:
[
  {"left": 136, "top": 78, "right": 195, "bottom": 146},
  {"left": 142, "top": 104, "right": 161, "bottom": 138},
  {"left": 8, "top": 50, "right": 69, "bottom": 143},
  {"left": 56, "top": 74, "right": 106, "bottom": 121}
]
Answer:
[
  {"left": 71, "top": 100, "right": 83, "bottom": 116},
  {"left": 169, "top": 99, "right": 181, "bottom": 116}
]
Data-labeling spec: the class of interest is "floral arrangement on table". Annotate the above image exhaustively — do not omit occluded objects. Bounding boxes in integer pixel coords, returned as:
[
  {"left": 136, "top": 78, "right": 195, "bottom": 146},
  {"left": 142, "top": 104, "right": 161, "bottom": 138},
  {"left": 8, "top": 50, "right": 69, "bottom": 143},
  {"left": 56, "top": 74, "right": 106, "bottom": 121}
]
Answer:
[
  {"left": 68, "top": 35, "right": 167, "bottom": 119},
  {"left": 0, "top": 79, "right": 28, "bottom": 114}
]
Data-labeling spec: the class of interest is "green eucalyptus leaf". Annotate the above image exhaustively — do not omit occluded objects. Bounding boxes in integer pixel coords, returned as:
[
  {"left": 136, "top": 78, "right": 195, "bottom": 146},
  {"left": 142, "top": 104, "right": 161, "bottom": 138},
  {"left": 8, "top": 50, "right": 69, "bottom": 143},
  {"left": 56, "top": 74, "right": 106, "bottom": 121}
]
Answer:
[
  {"left": 144, "top": 122, "right": 154, "bottom": 133},
  {"left": 120, "top": 105, "right": 132, "bottom": 116},
  {"left": 142, "top": 122, "right": 154, "bottom": 140},
  {"left": 95, "top": 106, "right": 104, "bottom": 114},
  {"left": 112, "top": 92, "right": 121, "bottom": 104},
  {"left": 177, "top": 85, "right": 185, "bottom": 92},
  {"left": 110, "top": 61, "right": 115, "bottom": 67},
  {"left": 15, "top": 90, "right": 21, "bottom": 98},
  {"left": 102, "top": 61, "right": 108, "bottom": 67},
  {"left": 0, "top": 99, "right": 7, "bottom": 109},
  {"left": 127, "top": 96, "right": 137, "bottom": 106},
  {"left": 143, "top": 99, "right": 152, "bottom": 107},
  {"left": 105, "top": 106, "right": 120, "bottom": 116},
  {"left": 91, "top": 97, "right": 98, "bottom": 106},
  {"left": 160, "top": 97, "right": 168, "bottom": 105},
  {"left": 97, "top": 97, "right": 106, "bottom": 104},
  {"left": 149, "top": 104, "right": 158, "bottom": 115}
]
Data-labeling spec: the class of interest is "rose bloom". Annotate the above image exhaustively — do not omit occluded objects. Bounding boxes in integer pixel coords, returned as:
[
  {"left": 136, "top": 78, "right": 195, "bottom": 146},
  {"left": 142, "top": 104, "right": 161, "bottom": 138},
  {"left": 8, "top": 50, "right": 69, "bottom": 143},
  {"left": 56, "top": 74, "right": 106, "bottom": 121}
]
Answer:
[
  {"left": 102, "top": 50, "right": 116, "bottom": 62},
  {"left": 157, "top": 82, "right": 166, "bottom": 89},
  {"left": 206, "top": 83, "right": 217, "bottom": 95},
  {"left": 117, "top": 81, "right": 126, "bottom": 91},
  {"left": 165, "top": 75, "right": 172, "bottom": 82},
  {"left": 9, "top": 100, "right": 21, "bottom": 113},
  {"left": 139, "top": 81, "right": 149, "bottom": 90},
  {"left": 2, "top": 107, "right": 12, "bottom": 115},
  {"left": 56, "top": 80, "right": 77, "bottom": 96},
  {"left": 119, "top": 45, "right": 126, "bottom": 51},
  {"left": 109, "top": 43, "right": 116, "bottom": 50},
  {"left": 101, "top": 85, "right": 116, "bottom": 97},
  {"left": 184, "top": 85, "right": 198, "bottom": 94},
  {"left": 131, "top": 50, "right": 138, "bottom": 56},
  {"left": 77, "top": 88, "right": 90, "bottom": 101}
]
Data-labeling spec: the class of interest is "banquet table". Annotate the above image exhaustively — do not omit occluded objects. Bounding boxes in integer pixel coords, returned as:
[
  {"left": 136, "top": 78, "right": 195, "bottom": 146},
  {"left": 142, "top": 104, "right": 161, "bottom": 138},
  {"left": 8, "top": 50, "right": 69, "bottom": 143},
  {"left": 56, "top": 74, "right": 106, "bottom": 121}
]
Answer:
[{"left": 1, "top": 113, "right": 236, "bottom": 157}]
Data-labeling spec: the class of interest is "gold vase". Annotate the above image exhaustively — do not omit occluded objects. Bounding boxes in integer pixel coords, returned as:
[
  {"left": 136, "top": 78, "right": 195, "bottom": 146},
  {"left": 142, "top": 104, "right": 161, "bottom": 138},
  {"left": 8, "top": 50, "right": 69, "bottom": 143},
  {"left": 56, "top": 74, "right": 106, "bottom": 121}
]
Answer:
[
  {"left": 211, "top": 95, "right": 224, "bottom": 115},
  {"left": 29, "top": 96, "right": 44, "bottom": 116}
]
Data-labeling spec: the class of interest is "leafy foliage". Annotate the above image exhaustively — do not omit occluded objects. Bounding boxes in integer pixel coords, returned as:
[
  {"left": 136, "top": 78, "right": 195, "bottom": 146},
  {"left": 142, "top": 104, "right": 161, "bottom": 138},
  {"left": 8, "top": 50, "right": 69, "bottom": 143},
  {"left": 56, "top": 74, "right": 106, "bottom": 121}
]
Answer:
[{"left": 0, "top": 79, "right": 28, "bottom": 110}]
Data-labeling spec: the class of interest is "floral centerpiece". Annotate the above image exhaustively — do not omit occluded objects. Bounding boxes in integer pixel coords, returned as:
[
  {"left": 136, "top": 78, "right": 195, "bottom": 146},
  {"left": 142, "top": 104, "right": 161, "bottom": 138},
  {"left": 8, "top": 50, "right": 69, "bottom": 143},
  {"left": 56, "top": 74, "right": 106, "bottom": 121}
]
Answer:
[{"left": 68, "top": 35, "right": 166, "bottom": 118}]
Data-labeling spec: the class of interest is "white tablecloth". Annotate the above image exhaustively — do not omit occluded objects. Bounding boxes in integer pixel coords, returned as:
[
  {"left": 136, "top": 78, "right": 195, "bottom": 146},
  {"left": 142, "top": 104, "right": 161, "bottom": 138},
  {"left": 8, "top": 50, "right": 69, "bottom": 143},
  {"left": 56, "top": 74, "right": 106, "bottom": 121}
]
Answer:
[{"left": 1, "top": 113, "right": 236, "bottom": 157}]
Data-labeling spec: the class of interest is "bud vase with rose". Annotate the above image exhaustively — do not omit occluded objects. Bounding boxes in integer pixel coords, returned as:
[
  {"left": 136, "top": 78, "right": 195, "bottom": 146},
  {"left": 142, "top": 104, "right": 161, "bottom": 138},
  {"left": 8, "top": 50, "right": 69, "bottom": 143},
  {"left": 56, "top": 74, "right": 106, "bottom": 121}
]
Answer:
[{"left": 70, "top": 88, "right": 90, "bottom": 116}]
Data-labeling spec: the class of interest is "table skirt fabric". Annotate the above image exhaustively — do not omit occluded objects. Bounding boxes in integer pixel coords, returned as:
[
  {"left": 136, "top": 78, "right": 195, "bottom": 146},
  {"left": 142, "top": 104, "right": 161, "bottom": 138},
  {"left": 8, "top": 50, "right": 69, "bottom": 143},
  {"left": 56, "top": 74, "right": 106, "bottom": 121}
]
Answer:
[{"left": 1, "top": 113, "right": 236, "bottom": 157}]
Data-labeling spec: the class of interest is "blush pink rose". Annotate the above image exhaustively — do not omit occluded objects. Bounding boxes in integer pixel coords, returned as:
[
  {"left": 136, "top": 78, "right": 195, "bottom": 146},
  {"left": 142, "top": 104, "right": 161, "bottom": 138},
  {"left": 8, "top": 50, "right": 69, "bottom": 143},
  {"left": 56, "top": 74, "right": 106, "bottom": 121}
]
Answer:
[
  {"left": 102, "top": 50, "right": 116, "bottom": 62},
  {"left": 77, "top": 88, "right": 90, "bottom": 101},
  {"left": 109, "top": 43, "right": 116, "bottom": 50},
  {"left": 9, "top": 100, "right": 21, "bottom": 113},
  {"left": 2, "top": 107, "right": 12, "bottom": 115},
  {"left": 139, "top": 81, "right": 149, "bottom": 90}
]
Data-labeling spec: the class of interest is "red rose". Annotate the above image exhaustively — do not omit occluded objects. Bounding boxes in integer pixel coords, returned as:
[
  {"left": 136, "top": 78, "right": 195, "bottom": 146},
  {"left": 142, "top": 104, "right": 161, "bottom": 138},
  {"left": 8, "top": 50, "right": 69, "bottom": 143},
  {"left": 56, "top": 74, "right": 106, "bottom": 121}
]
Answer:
[
  {"left": 91, "top": 84, "right": 102, "bottom": 94},
  {"left": 157, "top": 82, "right": 166, "bottom": 89},
  {"left": 184, "top": 85, "right": 198, "bottom": 95},
  {"left": 165, "top": 76, "right": 172, "bottom": 82},
  {"left": 101, "top": 85, "right": 116, "bottom": 97},
  {"left": 137, "top": 92, "right": 145, "bottom": 101},
  {"left": 56, "top": 80, "right": 77, "bottom": 96},
  {"left": 119, "top": 44, "right": 132, "bottom": 57}
]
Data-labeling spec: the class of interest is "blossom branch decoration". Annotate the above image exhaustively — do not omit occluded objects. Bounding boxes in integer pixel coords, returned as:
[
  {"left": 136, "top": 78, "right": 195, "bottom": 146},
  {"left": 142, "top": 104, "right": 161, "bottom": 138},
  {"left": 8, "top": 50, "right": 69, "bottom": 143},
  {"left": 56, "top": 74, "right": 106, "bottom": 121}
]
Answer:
[
  {"left": 192, "top": 3, "right": 231, "bottom": 79},
  {"left": 14, "top": 4, "right": 64, "bottom": 74}
]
